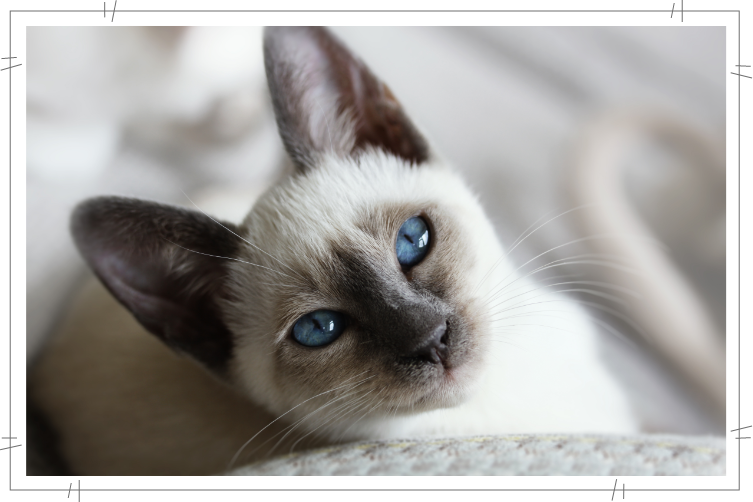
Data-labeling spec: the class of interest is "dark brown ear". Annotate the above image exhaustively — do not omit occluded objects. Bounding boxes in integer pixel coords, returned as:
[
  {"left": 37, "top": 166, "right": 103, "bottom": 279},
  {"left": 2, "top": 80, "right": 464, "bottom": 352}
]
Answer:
[
  {"left": 70, "top": 196, "right": 241, "bottom": 374},
  {"left": 263, "top": 26, "right": 429, "bottom": 172}
]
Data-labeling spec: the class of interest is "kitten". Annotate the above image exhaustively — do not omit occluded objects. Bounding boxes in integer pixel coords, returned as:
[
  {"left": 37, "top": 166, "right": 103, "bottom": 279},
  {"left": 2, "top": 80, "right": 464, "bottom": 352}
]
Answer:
[{"left": 30, "top": 26, "right": 637, "bottom": 476}]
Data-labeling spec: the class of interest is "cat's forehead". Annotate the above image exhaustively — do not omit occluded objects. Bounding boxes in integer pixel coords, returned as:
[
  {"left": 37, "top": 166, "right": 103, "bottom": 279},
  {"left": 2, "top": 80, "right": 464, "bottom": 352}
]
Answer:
[{"left": 247, "top": 152, "right": 480, "bottom": 242}]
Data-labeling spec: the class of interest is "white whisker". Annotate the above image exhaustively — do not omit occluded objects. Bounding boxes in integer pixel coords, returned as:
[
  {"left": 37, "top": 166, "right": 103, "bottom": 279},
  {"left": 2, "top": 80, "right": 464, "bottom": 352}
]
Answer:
[
  {"left": 480, "top": 236, "right": 641, "bottom": 309},
  {"left": 335, "top": 394, "right": 387, "bottom": 443},
  {"left": 227, "top": 372, "right": 374, "bottom": 469},
  {"left": 288, "top": 389, "right": 376, "bottom": 453},
  {"left": 163, "top": 237, "right": 295, "bottom": 281},
  {"left": 481, "top": 253, "right": 640, "bottom": 310},
  {"left": 488, "top": 297, "right": 648, "bottom": 341},
  {"left": 267, "top": 386, "right": 370, "bottom": 457},
  {"left": 473, "top": 204, "right": 598, "bottom": 295},
  {"left": 181, "top": 190, "right": 305, "bottom": 280}
]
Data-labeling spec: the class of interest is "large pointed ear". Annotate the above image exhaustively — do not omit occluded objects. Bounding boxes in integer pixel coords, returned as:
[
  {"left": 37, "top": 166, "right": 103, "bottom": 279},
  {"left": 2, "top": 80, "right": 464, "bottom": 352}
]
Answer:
[
  {"left": 263, "top": 26, "right": 429, "bottom": 172},
  {"left": 70, "top": 196, "right": 240, "bottom": 374}
]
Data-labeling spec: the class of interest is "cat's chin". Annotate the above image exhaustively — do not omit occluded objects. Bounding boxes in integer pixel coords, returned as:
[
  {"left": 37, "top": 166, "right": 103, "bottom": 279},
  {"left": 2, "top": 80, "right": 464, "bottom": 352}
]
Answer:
[{"left": 402, "top": 359, "right": 483, "bottom": 414}]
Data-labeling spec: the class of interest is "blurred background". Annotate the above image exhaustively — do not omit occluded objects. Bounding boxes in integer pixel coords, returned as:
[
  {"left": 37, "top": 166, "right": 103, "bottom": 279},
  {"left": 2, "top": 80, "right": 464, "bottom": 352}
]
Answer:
[{"left": 26, "top": 26, "right": 726, "bottom": 457}]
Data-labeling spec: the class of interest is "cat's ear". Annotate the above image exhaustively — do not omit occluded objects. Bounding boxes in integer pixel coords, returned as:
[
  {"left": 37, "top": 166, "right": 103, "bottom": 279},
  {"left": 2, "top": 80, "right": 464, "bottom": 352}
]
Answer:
[
  {"left": 263, "top": 26, "right": 429, "bottom": 172},
  {"left": 70, "top": 196, "right": 240, "bottom": 374}
]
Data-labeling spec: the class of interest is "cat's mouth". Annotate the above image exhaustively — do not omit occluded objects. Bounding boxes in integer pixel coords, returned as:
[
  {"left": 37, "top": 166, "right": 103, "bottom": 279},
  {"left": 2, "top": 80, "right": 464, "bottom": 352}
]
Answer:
[
  {"left": 398, "top": 365, "right": 477, "bottom": 412},
  {"left": 395, "top": 342, "right": 482, "bottom": 412}
]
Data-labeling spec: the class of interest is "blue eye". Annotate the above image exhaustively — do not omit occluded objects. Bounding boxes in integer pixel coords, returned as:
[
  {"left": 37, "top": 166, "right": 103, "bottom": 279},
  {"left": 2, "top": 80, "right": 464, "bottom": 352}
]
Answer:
[
  {"left": 292, "top": 310, "right": 347, "bottom": 347},
  {"left": 396, "top": 216, "right": 430, "bottom": 268}
]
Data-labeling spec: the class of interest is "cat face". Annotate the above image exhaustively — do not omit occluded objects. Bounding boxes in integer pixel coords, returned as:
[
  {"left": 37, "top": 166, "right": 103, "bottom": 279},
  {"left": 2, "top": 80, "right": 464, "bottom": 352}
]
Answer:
[
  {"left": 222, "top": 28, "right": 506, "bottom": 427},
  {"left": 226, "top": 151, "right": 503, "bottom": 425},
  {"left": 71, "top": 27, "right": 506, "bottom": 439}
]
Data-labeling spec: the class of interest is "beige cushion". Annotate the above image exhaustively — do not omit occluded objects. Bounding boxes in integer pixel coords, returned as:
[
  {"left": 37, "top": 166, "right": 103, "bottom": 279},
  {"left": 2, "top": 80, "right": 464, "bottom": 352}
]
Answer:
[{"left": 227, "top": 433, "right": 725, "bottom": 476}]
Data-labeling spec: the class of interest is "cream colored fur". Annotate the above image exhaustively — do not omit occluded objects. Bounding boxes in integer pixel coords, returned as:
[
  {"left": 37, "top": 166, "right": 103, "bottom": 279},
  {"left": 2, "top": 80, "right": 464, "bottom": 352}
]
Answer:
[
  {"left": 31, "top": 151, "right": 637, "bottom": 476},
  {"left": 31, "top": 26, "right": 638, "bottom": 475}
]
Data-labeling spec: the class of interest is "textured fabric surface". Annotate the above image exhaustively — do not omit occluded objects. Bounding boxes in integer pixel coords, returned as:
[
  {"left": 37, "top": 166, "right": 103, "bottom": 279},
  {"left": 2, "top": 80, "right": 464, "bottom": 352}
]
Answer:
[{"left": 227, "top": 434, "right": 725, "bottom": 476}]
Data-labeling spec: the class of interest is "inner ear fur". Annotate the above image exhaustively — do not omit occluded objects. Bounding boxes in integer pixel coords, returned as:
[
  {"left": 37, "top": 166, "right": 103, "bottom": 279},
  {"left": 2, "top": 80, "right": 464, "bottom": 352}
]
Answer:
[
  {"left": 70, "top": 196, "right": 241, "bottom": 374},
  {"left": 263, "top": 26, "right": 429, "bottom": 172}
]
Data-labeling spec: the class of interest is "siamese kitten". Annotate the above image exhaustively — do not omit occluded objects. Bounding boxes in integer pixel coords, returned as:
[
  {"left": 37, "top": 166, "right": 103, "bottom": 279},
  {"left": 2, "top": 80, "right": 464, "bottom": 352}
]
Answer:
[{"left": 30, "top": 27, "right": 637, "bottom": 476}]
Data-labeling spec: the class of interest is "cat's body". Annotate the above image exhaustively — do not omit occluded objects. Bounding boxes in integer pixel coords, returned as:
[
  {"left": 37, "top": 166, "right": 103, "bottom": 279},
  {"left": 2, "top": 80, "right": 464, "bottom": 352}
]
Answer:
[{"left": 30, "top": 27, "right": 637, "bottom": 476}]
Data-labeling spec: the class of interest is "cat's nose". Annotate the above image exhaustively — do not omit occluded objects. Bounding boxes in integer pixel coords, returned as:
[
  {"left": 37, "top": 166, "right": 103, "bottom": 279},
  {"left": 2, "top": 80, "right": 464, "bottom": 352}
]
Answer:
[{"left": 404, "top": 321, "right": 448, "bottom": 365}]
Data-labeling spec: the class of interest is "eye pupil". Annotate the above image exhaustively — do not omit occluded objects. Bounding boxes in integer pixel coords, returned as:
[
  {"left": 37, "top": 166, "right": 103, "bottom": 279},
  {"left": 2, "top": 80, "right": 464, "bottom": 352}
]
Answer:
[
  {"left": 396, "top": 216, "right": 430, "bottom": 268},
  {"left": 293, "top": 310, "right": 346, "bottom": 347}
]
